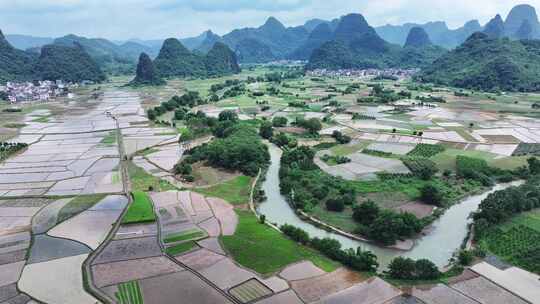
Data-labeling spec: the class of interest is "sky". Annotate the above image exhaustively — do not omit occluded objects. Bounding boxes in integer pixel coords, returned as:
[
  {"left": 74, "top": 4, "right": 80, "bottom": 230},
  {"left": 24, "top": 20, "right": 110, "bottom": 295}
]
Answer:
[{"left": 0, "top": 0, "right": 538, "bottom": 40}]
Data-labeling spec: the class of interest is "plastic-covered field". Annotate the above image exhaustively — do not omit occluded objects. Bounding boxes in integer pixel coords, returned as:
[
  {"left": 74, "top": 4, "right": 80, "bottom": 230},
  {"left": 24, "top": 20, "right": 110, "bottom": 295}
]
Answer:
[
  {"left": 412, "top": 284, "right": 477, "bottom": 304},
  {"left": 315, "top": 277, "right": 401, "bottom": 304}
]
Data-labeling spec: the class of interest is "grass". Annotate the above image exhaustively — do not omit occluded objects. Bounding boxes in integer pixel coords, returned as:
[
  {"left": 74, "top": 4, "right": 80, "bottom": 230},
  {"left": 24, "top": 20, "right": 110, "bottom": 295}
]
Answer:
[
  {"left": 101, "top": 131, "right": 117, "bottom": 145},
  {"left": 115, "top": 281, "right": 143, "bottom": 304},
  {"left": 127, "top": 162, "right": 176, "bottom": 192},
  {"left": 220, "top": 210, "right": 339, "bottom": 276},
  {"left": 330, "top": 142, "right": 370, "bottom": 157},
  {"left": 431, "top": 148, "right": 528, "bottom": 171},
  {"left": 430, "top": 149, "right": 496, "bottom": 172},
  {"left": 31, "top": 115, "right": 50, "bottom": 123},
  {"left": 3, "top": 123, "right": 26, "bottom": 129},
  {"left": 310, "top": 205, "right": 358, "bottom": 233},
  {"left": 194, "top": 175, "right": 252, "bottom": 205},
  {"left": 122, "top": 191, "right": 156, "bottom": 224},
  {"left": 163, "top": 229, "right": 207, "bottom": 244},
  {"left": 57, "top": 194, "right": 107, "bottom": 223},
  {"left": 165, "top": 241, "right": 198, "bottom": 256}
]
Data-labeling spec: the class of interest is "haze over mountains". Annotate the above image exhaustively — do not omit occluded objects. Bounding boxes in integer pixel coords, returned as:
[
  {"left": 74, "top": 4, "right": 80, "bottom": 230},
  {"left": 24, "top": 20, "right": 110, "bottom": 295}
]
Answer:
[{"left": 3, "top": 3, "right": 540, "bottom": 92}]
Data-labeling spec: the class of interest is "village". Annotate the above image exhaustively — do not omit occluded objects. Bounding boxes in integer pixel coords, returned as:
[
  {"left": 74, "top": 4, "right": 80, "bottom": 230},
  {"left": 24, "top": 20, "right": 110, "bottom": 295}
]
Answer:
[
  {"left": 306, "top": 68, "right": 420, "bottom": 79},
  {"left": 0, "top": 80, "right": 77, "bottom": 103}
]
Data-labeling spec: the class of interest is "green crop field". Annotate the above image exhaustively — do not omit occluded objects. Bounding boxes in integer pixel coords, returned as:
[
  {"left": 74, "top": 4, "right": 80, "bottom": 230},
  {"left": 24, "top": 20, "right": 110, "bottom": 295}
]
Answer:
[
  {"left": 163, "top": 229, "right": 207, "bottom": 244},
  {"left": 480, "top": 209, "right": 540, "bottom": 274},
  {"left": 122, "top": 191, "right": 156, "bottom": 224},
  {"left": 115, "top": 281, "right": 144, "bottom": 304},
  {"left": 165, "top": 241, "right": 198, "bottom": 256},
  {"left": 57, "top": 194, "right": 107, "bottom": 224},
  {"left": 220, "top": 210, "right": 339, "bottom": 276},
  {"left": 194, "top": 175, "right": 252, "bottom": 205}
]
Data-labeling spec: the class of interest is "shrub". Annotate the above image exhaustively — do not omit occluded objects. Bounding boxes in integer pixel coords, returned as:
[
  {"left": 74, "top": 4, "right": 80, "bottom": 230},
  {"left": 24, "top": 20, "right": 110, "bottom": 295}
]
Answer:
[
  {"left": 420, "top": 184, "right": 444, "bottom": 206},
  {"left": 326, "top": 198, "right": 345, "bottom": 212}
]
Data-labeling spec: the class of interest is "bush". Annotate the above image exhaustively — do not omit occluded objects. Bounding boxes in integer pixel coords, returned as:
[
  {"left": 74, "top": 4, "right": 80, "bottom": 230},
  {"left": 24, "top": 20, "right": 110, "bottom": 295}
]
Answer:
[
  {"left": 353, "top": 200, "right": 380, "bottom": 226},
  {"left": 272, "top": 116, "right": 288, "bottom": 127},
  {"left": 388, "top": 257, "right": 416, "bottom": 279},
  {"left": 420, "top": 184, "right": 443, "bottom": 206},
  {"left": 458, "top": 250, "right": 474, "bottom": 266},
  {"left": 326, "top": 198, "right": 345, "bottom": 212},
  {"left": 387, "top": 257, "right": 440, "bottom": 280}
]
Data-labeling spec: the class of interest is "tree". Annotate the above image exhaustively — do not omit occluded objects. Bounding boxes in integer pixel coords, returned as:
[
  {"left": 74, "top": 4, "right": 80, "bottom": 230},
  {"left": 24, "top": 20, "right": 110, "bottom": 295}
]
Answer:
[
  {"left": 326, "top": 198, "right": 345, "bottom": 212},
  {"left": 528, "top": 157, "right": 540, "bottom": 175},
  {"left": 388, "top": 257, "right": 416, "bottom": 279},
  {"left": 458, "top": 250, "right": 474, "bottom": 266},
  {"left": 414, "top": 259, "right": 440, "bottom": 280},
  {"left": 218, "top": 110, "right": 238, "bottom": 122},
  {"left": 421, "top": 184, "right": 443, "bottom": 206},
  {"left": 174, "top": 109, "right": 186, "bottom": 120},
  {"left": 147, "top": 109, "right": 156, "bottom": 121},
  {"left": 174, "top": 162, "right": 192, "bottom": 175},
  {"left": 259, "top": 121, "right": 274, "bottom": 139},
  {"left": 272, "top": 116, "right": 288, "bottom": 127},
  {"left": 353, "top": 200, "right": 380, "bottom": 226}
]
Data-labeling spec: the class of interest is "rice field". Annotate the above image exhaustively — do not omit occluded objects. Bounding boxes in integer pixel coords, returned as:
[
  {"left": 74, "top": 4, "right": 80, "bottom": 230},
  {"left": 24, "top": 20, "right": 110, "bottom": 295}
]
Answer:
[{"left": 115, "top": 281, "right": 144, "bottom": 304}]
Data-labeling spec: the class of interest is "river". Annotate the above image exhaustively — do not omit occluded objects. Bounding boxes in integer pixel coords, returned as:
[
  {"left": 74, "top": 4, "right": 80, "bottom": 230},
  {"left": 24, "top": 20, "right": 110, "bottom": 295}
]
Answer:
[{"left": 257, "top": 144, "right": 522, "bottom": 269}]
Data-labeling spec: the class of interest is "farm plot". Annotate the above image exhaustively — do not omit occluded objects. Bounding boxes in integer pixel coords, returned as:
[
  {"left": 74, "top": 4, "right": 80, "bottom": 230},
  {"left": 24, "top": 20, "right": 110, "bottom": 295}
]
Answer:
[
  {"left": 291, "top": 268, "right": 365, "bottom": 303},
  {"left": 411, "top": 284, "right": 478, "bottom": 304},
  {"left": 366, "top": 142, "right": 415, "bottom": 155},
  {"left": 317, "top": 151, "right": 410, "bottom": 181},
  {"left": 316, "top": 277, "right": 401, "bottom": 304},
  {"left": 450, "top": 276, "right": 528, "bottom": 304},
  {"left": 19, "top": 254, "right": 98, "bottom": 304}
]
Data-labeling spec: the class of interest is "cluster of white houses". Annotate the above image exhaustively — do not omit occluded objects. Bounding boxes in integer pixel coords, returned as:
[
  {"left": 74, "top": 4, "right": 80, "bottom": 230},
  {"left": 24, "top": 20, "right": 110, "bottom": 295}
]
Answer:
[
  {"left": 307, "top": 68, "right": 420, "bottom": 79},
  {"left": 0, "top": 80, "right": 75, "bottom": 103}
]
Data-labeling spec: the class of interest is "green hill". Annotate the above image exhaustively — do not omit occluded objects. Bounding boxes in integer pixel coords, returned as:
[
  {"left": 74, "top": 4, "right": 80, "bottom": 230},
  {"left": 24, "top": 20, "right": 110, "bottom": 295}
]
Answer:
[
  {"left": 0, "top": 30, "right": 37, "bottom": 83},
  {"left": 205, "top": 42, "right": 241, "bottom": 76},
  {"left": 130, "top": 53, "right": 164, "bottom": 86},
  {"left": 33, "top": 44, "right": 106, "bottom": 83},
  {"left": 418, "top": 32, "right": 540, "bottom": 92},
  {"left": 153, "top": 38, "right": 206, "bottom": 78},
  {"left": 306, "top": 14, "right": 447, "bottom": 70}
]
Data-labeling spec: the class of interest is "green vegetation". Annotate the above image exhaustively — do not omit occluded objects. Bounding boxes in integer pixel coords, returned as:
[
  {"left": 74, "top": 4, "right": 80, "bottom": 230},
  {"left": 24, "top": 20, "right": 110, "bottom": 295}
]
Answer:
[
  {"left": 100, "top": 132, "right": 117, "bottom": 145},
  {"left": 165, "top": 241, "right": 198, "bottom": 256},
  {"left": 129, "top": 53, "right": 165, "bottom": 86},
  {"left": 182, "top": 124, "right": 269, "bottom": 176},
  {"left": 122, "top": 191, "right": 156, "bottom": 224},
  {"left": 194, "top": 175, "right": 252, "bottom": 205},
  {"left": 0, "top": 142, "right": 27, "bottom": 162},
  {"left": 153, "top": 38, "right": 240, "bottom": 79},
  {"left": 387, "top": 257, "right": 440, "bottom": 280},
  {"left": 306, "top": 14, "right": 445, "bottom": 71},
  {"left": 127, "top": 162, "right": 176, "bottom": 192},
  {"left": 280, "top": 146, "right": 426, "bottom": 245},
  {"left": 221, "top": 210, "right": 339, "bottom": 275},
  {"left": 57, "top": 194, "right": 107, "bottom": 223},
  {"left": 0, "top": 30, "right": 37, "bottom": 83},
  {"left": 407, "top": 144, "right": 445, "bottom": 158},
  {"left": 419, "top": 33, "right": 540, "bottom": 92},
  {"left": 115, "top": 281, "right": 143, "bottom": 304},
  {"left": 163, "top": 229, "right": 207, "bottom": 244},
  {"left": 34, "top": 44, "right": 106, "bottom": 82},
  {"left": 473, "top": 169, "right": 540, "bottom": 273}
]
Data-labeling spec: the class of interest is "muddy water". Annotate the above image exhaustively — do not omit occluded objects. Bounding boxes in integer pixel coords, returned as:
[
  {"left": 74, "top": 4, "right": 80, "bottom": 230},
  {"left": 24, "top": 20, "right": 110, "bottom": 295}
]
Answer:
[{"left": 257, "top": 143, "right": 522, "bottom": 269}]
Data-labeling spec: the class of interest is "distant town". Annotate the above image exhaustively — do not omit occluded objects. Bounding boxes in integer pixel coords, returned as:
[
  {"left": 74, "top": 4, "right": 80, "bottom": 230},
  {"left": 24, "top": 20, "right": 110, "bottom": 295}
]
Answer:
[
  {"left": 306, "top": 68, "right": 420, "bottom": 79},
  {"left": 0, "top": 80, "right": 78, "bottom": 103}
]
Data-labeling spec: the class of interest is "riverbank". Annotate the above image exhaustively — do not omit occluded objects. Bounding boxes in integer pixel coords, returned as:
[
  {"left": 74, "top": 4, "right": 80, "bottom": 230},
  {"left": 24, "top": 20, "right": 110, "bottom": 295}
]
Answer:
[{"left": 257, "top": 143, "right": 524, "bottom": 269}]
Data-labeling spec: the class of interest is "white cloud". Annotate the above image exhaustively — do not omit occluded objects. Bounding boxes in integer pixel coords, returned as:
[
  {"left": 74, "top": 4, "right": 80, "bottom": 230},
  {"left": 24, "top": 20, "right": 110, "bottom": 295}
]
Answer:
[{"left": 0, "top": 0, "right": 539, "bottom": 39}]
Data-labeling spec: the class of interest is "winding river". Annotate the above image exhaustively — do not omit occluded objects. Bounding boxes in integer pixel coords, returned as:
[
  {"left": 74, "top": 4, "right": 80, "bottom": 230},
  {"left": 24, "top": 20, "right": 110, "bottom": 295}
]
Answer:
[{"left": 257, "top": 144, "right": 522, "bottom": 269}]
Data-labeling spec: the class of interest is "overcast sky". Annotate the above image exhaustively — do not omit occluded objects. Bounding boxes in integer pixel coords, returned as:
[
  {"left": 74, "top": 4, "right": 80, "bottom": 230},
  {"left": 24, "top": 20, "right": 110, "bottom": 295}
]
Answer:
[{"left": 0, "top": 1, "right": 537, "bottom": 40}]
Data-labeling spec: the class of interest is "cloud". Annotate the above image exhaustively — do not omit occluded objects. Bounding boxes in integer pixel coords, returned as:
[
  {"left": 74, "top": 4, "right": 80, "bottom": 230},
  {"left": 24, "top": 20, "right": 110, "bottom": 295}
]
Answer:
[
  {"left": 1, "top": 0, "right": 540, "bottom": 40},
  {"left": 153, "top": 0, "right": 310, "bottom": 12}
]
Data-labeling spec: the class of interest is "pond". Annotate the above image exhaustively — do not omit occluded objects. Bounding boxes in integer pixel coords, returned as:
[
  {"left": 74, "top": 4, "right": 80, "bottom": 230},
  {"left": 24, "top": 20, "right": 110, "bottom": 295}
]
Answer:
[{"left": 257, "top": 143, "right": 522, "bottom": 268}]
